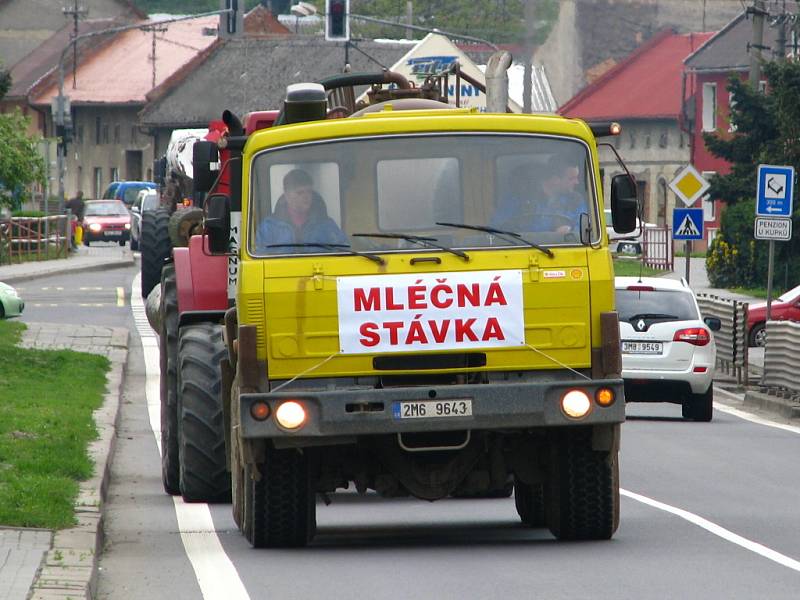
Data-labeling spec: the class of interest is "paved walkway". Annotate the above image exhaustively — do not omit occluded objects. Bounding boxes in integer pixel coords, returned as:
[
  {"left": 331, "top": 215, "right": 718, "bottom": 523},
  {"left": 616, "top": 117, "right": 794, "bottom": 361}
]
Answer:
[{"left": 0, "top": 244, "right": 133, "bottom": 284}]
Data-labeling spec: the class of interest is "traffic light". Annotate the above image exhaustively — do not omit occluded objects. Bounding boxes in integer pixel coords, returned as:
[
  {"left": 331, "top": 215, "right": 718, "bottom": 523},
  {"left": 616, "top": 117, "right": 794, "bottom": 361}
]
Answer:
[{"left": 325, "top": 0, "right": 349, "bottom": 42}]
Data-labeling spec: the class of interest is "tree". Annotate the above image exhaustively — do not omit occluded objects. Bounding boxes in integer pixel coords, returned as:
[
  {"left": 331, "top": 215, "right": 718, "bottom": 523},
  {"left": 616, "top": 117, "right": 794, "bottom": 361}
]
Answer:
[
  {"left": 703, "top": 60, "right": 800, "bottom": 289},
  {"left": 0, "top": 63, "right": 46, "bottom": 211}
]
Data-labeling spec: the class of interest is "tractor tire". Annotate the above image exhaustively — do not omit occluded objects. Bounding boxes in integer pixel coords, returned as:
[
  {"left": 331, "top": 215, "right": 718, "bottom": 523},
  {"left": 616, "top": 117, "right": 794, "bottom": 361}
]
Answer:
[
  {"left": 176, "top": 323, "right": 231, "bottom": 503},
  {"left": 130, "top": 235, "right": 139, "bottom": 251},
  {"left": 514, "top": 479, "right": 546, "bottom": 527},
  {"left": 169, "top": 207, "right": 204, "bottom": 248},
  {"left": 545, "top": 428, "right": 619, "bottom": 541},
  {"left": 141, "top": 207, "right": 172, "bottom": 299},
  {"left": 159, "top": 264, "right": 180, "bottom": 495},
  {"left": 249, "top": 447, "right": 316, "bottom": 548},
  {"left": 683, "top": 383, "right": 713, "bottom": 422}
]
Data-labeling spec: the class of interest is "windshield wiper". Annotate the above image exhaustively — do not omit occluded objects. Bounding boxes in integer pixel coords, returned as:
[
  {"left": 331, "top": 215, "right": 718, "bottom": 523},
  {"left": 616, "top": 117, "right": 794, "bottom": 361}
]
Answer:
[
  {"left": 435, "top": 222, "right": 554, "bottom": 258},
  {"left": 264, "top": 243, "right": 385, "bottom": 265},
  {"left": 352, "top": 232, "right": 469, "bottom": 261},
  {"left": 627, "top": 313, "right": 679, "bottom": 320}
]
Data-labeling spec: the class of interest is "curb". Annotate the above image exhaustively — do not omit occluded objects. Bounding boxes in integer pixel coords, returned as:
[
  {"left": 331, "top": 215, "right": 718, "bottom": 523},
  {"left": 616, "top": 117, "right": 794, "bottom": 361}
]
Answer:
[
  {"left": 743, "top": 389, "right": 800, "bottom": 420},
  {"left": 0, "top": 256, "right": 135, "bottom": 285},
  {"left": 27, "top": 329, "right": 129, "bottom": 600}
]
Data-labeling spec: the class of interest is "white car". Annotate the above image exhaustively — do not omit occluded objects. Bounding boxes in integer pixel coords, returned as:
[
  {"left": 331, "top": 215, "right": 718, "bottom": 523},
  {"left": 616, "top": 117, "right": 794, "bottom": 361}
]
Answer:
[
  {"left": 605, "top": 209, "right": 656, "bottom": 254},
  {"left": 615, "top": 277, "right": 720, "bottom": 421},
  {"left": 130, "top": 188, "right": 159, "bottom": 251}
]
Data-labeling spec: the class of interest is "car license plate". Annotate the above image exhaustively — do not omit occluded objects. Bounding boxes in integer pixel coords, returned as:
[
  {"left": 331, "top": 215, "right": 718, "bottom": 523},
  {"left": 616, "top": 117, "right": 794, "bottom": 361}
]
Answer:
[
  {"left": 106, "top": 230, "right": 122, "bottom": 236},
  {"left": 621, "top": 341, "right": 663, "bottom": 354},
  {"left": 393, "top": 399, "right": 473, "bottom": 419}
]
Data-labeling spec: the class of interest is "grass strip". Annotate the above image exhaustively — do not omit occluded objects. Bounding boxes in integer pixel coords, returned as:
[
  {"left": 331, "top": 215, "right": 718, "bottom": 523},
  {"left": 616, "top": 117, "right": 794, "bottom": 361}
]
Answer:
[
  {"left": 612, "top": 259, "right": 668, "bottom": 278},
  {"left": 0, "top": 320, "right": 109, "bottom": 529}
]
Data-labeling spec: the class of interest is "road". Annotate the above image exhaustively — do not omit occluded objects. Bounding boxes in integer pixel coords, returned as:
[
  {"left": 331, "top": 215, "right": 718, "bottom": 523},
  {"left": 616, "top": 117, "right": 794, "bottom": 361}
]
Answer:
[{"left": 19, "top": 255, "right": 800, "bottom": 599}]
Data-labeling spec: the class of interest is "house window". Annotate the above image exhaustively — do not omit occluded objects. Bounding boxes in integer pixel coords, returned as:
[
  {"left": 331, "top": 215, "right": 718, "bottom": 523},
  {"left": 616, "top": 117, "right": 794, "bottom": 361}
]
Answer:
[
  {"left": 110, "top": 167, "right": 119, "bottom": 183},
  {"left": 702, "top": 171, "right": 716, "bottom": 222},
  {"left": 728, "top": 92, "right": 737, "bottom": 132},
  {"left": 759, "top": 80, "right": 767, "bottom": 93},
  {"left": 114, "top": 124, "right": 120, "bottom": 144},
  {"left": 629, "top": 133, "right": 636, "bottom": 149},
  {"left": 103, "top": 125, "right": 109, "bottom": 144},
  {"left": 95, "top": 117, "right": 101, "bottom": 144},
  {"left": 77, "top": 125, "right": 84, "bottom": 145},
  {"left": 93, "top": 167, "right": 103, "bottom": 198},
  {"left": 707, "top": 228, "right": 718, "bottom": 246},
  {"left": 659, "top": 131, "right": 668, "bottom": 148},
  {"left": 131, "top": 126, "right": 137, "bottom": 144},
  {"left": 657, "top": 178, "right": 667, "bottom": 227},
  {"left": 702, "top": 82, "right": 717, "bottom": 131}
]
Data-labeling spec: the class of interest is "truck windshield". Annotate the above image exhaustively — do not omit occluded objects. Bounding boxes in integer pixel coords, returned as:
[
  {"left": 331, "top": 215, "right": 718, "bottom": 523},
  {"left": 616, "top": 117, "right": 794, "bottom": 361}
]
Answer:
[{"left": 248, "top": 134, "right": 599, "bottom": 257}]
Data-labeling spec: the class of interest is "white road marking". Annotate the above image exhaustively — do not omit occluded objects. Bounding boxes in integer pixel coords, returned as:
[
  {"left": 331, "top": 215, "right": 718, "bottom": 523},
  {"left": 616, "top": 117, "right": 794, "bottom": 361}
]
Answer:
[
  {"left": 116, "top": 286, "right": 125, "bottom": 307},
  {"left": 715, "top": 403, "right": 800, "bottom": 435},
  {"left": 131, "top": 274, "right": 251, "bottom": 600},
  {"left": 621, "top": 488, "right": 800, "bottom": 572}
]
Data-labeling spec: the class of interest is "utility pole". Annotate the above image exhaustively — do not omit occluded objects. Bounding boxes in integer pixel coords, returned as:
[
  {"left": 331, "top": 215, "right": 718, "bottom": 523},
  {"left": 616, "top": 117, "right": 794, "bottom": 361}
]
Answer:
[
  {"left": 775, "top": 12, "right": 787, "bottom": 63},
  {"left": 523, "top": 0, "right": 535, "bottom": 114},
  {"left": 748, "top": 0, "right": 768, "bottom": 90},
  {"left": 143, "top": 24, "right": 169, "bottom": 89},
  {"left": 62, "top": 1, "right": 88, "bottom": 90},
  {"left": 406, "top": 1, "right": 413, "bottom": 40}
]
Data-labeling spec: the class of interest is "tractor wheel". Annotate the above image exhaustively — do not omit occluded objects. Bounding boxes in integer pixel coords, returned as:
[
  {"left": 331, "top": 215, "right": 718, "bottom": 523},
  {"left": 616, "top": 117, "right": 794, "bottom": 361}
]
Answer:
[
  {"left": 545, "top": 428, "right": 619, "bottom": 541},
  {"left": 141, "top": 207, "right": 172, "bottom": 299},
  {"left": 514, "top": 479, "right": 546, "bottom": 527},
  {"left": 169, "top": 207, "right": 204, "bottom": 248},
  {"left": 176, "top": 323, "right": 231, "bottom": 503},
  {"left": 159, "top": 264, "right": 180, "bottom": 495},
  {"left": 130, "top": 235, "right": 139, "bottom": 251},
  {"left": 248, "top": 447, "right": 316, "bottom": 548}
]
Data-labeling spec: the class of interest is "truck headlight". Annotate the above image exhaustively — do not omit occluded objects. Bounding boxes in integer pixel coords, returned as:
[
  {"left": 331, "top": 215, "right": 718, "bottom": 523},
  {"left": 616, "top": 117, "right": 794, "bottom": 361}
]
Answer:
[
  {"left": 561, "top": 390, "right": 592, "bottom": 419},
  {"left": 275, "top": 400, "right": 306, "bottom": 430}
]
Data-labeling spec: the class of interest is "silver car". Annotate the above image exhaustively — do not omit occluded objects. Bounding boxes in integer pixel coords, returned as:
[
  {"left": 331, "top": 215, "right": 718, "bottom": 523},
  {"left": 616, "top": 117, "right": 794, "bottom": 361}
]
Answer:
[{"left": 130, "top": 189, "right": 159, "bottom": 251}]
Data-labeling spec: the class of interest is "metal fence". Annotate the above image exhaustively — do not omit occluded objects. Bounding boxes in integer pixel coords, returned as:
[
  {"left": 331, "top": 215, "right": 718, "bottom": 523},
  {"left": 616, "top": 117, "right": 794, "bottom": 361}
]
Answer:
[
  {"left": 761, "top": 320, "right": 800, "bottom": 399},
  {"left": 642, "top": 227, "right": 673, "bottom": 271},
  {"left": 0, "top": 216, "right": 70, "bottom": 265},
  {"left": 696, "top": 293, "right": 750, "bottom": 385}
]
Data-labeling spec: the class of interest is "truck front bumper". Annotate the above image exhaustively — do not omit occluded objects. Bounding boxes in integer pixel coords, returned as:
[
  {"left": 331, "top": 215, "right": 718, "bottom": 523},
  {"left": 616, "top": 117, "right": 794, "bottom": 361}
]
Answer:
[{"left": 239, "top": 378, "right": 625, "bottom": 440}]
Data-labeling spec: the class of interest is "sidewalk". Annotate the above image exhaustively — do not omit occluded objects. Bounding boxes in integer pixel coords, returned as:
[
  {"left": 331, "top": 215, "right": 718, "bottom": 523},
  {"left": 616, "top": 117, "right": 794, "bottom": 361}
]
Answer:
[
  {"left": 0, "top": 244, "right": 134, "bottom": 284},
  {"left": 0, "top": 250, "right": 132, "bottom": 600}
]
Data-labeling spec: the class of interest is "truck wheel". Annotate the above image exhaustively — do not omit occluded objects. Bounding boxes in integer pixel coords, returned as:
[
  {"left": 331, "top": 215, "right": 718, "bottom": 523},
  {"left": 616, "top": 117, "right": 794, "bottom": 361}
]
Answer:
[
  {"left": 514, "top": 479, "right": 546, "bottom": 527},
  {"left": 159, "top": 265, "right": 180, "bottom": 495},
  {"left": 683, "top": 383, "right": 713, "bottom": 422},
  {"left": 249, "top": 447, "right": 316, "bottom": 548},
  {"left": 169, "top": 207, "right": 204, "bottom": 248},
  {"left": 177, "top": 323, "right": 231, "bottom": 503},
  {"left": 545, "top": 428, "right": 619, "bottom": 541},
  {"left": 141, "top": 207, "right": 171, "bottom": 299}
]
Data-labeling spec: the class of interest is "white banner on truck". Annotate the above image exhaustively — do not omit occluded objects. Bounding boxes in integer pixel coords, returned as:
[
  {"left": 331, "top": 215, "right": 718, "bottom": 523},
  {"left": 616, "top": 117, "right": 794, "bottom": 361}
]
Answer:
[{"left": 337, "top": 270, "right": 525, "bottom": 354}]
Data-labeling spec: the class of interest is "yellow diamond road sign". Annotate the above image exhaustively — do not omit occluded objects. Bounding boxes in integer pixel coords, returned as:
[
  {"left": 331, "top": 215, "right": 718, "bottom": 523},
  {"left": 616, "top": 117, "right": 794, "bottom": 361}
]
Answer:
[{"left": 669, "top": 164, "right": 710, "bottom": 206}]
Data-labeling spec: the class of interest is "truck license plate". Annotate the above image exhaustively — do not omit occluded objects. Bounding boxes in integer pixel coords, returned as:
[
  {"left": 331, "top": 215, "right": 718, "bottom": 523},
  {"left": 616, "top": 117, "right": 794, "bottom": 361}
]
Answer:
[
  {"left": 621, "top": 341, "right": 663, "bottom": 354},
  {"left": 393, "top": 399, "right": 473, "bottom": 419}
]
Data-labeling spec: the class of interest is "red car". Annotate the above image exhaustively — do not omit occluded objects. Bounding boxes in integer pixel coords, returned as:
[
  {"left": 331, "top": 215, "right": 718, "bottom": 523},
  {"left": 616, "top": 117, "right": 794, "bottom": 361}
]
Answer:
[
  {"left": 82, "top": 200, "right": 131, "bottom": 246},
  {"left": 747, "top": 283, "right": 800, "bottom": 347}
]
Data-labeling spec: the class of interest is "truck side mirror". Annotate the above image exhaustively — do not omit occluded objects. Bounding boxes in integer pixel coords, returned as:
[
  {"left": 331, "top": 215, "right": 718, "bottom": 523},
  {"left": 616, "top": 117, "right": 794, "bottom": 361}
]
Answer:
[
  {"left": 205, "top": 193, "right": 230, "bottom": 254},
  {"left": 610, "top": 174, "right": 637, "bottom": 234},
  {"left": 193, "top": 141, "right": 219, "bottom": 193}
]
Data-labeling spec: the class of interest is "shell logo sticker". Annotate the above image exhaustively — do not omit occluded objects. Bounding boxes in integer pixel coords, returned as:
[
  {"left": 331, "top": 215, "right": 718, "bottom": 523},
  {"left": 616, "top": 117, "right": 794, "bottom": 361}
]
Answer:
[
  {"left": 571, "top": 269, "right": 583, "bottom": 280},
  {"left": 542, "top": 270, "right": 566, "bottom": 279}
]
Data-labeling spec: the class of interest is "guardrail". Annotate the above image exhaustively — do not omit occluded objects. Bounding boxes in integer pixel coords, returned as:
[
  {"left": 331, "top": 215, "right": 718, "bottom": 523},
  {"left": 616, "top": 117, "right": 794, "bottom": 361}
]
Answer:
[
  {"left": 760, "top": 320, "right": 800, "bottom": 400},
  {"left": 696, "top": 293, "right": 749, "bottom": 385},
  {"left": 642, "top": 227, "right": 673, "bottom": 271},
  {"left": 0, "top": 216, "right": 70, "bottom": 265}
]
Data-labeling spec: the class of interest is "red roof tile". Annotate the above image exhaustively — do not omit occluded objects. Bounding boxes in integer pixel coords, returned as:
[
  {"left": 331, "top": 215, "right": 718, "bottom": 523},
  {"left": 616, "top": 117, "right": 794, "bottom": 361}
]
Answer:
[
  {"left": 559, "top": 29, "right": 714, "bottom": 121},
  {"left": 30, "top": 16, "right": 218, "bottom": 105}
]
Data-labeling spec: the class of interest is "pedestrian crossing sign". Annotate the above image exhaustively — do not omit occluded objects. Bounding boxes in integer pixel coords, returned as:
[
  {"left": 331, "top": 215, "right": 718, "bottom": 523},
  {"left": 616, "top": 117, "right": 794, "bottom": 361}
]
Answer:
[{"left": 672, "top": 207, "right": 704, "bottom": 240}]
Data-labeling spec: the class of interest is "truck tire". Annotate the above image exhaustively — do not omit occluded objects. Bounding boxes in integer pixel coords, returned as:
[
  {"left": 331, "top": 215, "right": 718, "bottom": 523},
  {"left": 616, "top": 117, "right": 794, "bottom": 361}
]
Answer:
[
  {"left": 514, "top": 479, "right": 546, "bottom": 527},
  {"left": 141, "top": 207, "right": 172, "bottom": 299},
  {"left": 159, "top": 264, "right": 180, "bottom": 495},
  {"left": 169, "top": 207, "right": 204, "bottom": 248},
  {"left": 545, "top": 428, "right": 619, "bottom": 541},
  {"left": 177, "top": 323, "right": 231, "bottom": 503},
  {"left": 249, "top": 447, "right": 316, "bottom": 548},
  {"left": 683, "top": 384, "right": 713, "bottom": 422}
]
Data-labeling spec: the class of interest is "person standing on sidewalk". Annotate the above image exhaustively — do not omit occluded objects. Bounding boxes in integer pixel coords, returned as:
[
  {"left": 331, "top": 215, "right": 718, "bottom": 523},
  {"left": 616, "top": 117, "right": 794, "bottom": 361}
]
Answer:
[{"left": 66, "top": 191, "right": 85, "bottom": 248}]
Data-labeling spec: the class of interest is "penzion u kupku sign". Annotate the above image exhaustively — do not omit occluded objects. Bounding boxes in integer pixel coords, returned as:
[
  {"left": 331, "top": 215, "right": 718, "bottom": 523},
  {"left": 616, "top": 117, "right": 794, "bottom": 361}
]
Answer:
[{"left": 336, "top": 270, "right": 525, "bottom": 354}]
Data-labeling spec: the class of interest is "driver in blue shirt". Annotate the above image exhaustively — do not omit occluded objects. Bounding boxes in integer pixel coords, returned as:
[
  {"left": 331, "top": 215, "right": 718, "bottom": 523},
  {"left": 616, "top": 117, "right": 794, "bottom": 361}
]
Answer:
[
  {"left": 255, "top": 168, "right": 347, "bottom": 253},
  {"left": 492, "top": 155, "right": 586, "bottom": 234}
]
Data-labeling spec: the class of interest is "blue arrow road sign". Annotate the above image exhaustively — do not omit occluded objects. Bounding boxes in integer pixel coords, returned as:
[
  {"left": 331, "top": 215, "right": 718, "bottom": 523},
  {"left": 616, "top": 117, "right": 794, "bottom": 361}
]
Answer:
[
  {"left": 673, "top": 207, "right": 704, "bottom": 240},
  {"left": 756, "top": 164, "right": 794, "bottom": 217}
]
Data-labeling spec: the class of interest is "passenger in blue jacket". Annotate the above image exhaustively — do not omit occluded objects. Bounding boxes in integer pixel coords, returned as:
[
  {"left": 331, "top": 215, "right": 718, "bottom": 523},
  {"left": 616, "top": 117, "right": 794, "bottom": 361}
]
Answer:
[{"left": 255, "top": 168, "right": 347, "bottom": 253}]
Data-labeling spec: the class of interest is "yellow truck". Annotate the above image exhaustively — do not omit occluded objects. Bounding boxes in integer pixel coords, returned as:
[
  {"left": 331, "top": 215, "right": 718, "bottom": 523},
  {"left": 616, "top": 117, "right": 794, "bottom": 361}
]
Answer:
[{"left": 199, "top": 79, "right": 637, "bottom": 547}]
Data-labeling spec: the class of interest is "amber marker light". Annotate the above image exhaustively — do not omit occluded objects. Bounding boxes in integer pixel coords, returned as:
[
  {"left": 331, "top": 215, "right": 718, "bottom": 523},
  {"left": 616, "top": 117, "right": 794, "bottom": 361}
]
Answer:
[
  {"left": 561, "top": 390, "right": 592, "bottom": 419},
  {"left": 250, "top": 401, "right": 271, "bottom": 421},
  {"left": 595, "top": 387, "right": 615, "bottom": 407},
  {"left": 275, "top": 400, "right": 307, "bottom": 430}
]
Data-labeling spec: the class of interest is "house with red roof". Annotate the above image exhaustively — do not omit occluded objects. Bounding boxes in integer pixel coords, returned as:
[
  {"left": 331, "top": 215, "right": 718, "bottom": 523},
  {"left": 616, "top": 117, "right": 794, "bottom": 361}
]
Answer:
[{"left": 559, "top": 29, "right": 713, "bottom": 246}]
